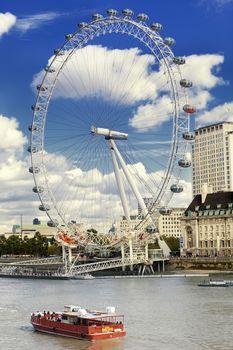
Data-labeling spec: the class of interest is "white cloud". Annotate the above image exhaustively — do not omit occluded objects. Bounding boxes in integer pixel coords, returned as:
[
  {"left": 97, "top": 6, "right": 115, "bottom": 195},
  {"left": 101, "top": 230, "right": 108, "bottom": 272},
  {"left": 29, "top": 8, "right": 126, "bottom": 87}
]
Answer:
[
  {"left": 0, "top": 12, "right": 16, "bottom": 38},
  {"left": 15, "top": 12, "right": 62, "bottom": 33},
  {"left": 197, "top": 102, "right": 233, "bottom": 126},
  {"left": 129, "top": 95, "right": 172, "bottom": 131},
  {"left": 32, "top": 46, "right": 159, "bottom": 104},
  {"left": 182, "top": 54, "right": 224, "bottom": 90},
  {"left": 0, "top": 115, "right": 26, "bottom": 152}
]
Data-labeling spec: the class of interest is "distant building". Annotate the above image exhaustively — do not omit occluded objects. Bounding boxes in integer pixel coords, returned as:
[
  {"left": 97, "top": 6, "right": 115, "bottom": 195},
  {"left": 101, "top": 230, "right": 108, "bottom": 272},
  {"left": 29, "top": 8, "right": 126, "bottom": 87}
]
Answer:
[
  {"left": 180, "top": 185, "right": 233, "bottom": 257},
  {"left": 158, "top": 208, "right": 185, "bottom": 238},
  {"left": 192, "top": 122, "right": 233, "bottom": 196},
  {"left": 138, "top": 197, "right": 154, "bottom": 216},
  {"left": 4, "top": 221, "right": 57, "bottom": 240}
]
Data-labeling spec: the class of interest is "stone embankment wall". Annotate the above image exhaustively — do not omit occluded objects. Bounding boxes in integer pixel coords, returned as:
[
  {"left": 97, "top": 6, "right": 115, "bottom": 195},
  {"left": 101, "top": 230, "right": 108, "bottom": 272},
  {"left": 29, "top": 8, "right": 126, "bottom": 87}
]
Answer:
[{"left": 169, "top": 257, "right": 233, "bottom": 271}]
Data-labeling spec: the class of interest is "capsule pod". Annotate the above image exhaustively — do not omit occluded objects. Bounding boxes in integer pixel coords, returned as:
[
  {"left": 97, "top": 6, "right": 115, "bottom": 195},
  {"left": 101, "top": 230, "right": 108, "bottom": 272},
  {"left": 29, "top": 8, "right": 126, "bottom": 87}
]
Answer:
[
  {"left": 39, "top": 204, "right": 50, "bottom": 211},
  {"left": 36, "top": 85, "right": 47, "bottom": 92},
  {"left": 54, "top": 49, "right": 65, "bottom": 56},
  {"left": 182, "top": 132, "right": 195, "bottom": 141},
  {"left": 33, "top": 186, "right": 44, "bottom": 194},
  {"left": 173, "top": 56, "right": 185, "bottom": 65},
  {"left": 170, "top": 184, "right": 183, "bottom": 193},
  {"left": 92, "top": 13, "right": 103, "bottom": 21},
  {"left": 183, "top": 104, "right": 196, "bottom": 114},
  {"left": 28, "top": 125, "right": 37, "bottom": 132},
  {"left": 122, "top": 9, "right": 134, "bottom": 17},
  {"left": 164, "top": 37, "right": 176, "bottom": 46},
  {"left": 31, "top": 105, "right": 41, "bottom": 111},
  {"left": 178, "top": 159, "right": 191, "bottom": 168},
  {"left": 65, "top": 34, "right": 73, "bottom": 40},
  {"left": 44, "top": 66, "right": 55, "bottom": 73},
  {"left": 29, "top": 166, "right": 40, "bottom": 174},
  {"left": 159, "top": 207, "right": 172, "bottom": 215},
  {"left": 180, "top": 79, "right": 193, "bottom": 88},
  {"left": 137, "top": 13, "right": 149, "bottom": 22},
  {"left": 150, "top": 22, "right": 163, "bottom": 32},
  {"left": 107, "top": 9, "right": 118, "bottom": 16},
  {"left": 47, "top": 220, "right": 59, "bottom": 227},
  {"left": 27, "top": 146, "right": 38, "bottom": 153},
  {"left": 78, "top": 22, "right": 88, "bottom": 29}
]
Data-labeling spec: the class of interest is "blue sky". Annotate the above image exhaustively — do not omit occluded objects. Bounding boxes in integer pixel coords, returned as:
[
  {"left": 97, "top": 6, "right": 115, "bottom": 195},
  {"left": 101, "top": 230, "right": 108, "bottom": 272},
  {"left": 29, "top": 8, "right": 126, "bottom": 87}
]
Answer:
[{"left": 0, "top": 0, "right": 233, "bottom": 229}]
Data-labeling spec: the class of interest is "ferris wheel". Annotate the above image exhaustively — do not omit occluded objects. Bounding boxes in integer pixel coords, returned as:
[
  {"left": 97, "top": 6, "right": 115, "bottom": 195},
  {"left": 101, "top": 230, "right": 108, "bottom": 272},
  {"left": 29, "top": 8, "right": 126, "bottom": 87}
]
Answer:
[{"left": 28, "top": 9, "right": 195, "bottom": 248}]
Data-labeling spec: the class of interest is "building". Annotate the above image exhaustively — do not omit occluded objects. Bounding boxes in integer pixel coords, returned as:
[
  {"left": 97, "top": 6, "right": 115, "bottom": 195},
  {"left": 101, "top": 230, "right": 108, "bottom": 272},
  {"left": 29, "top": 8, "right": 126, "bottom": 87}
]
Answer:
[
  {"left": 116, "top": 208, "right": 184, "bottom": 238},
  {"left": 180, "top": 185, "right": 233, "bottom": 257},
  {"left": 192, "top": 122, "right": 233, "bottom": 196},
  {"left": 158, "top": 208, "right": 185, "bottom": 238},
  {"left": 4, "top": 221, "right": 57, "bottom": 240},
  {"left": 138, "top": 197, "right": 154, "bottom": 216}
]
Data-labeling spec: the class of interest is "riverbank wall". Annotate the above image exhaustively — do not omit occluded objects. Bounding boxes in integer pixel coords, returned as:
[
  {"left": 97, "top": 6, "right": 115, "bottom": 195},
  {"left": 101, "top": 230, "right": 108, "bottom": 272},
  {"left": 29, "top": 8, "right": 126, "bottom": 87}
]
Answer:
[{"left": 168, "top": 257, "right": 233, "bottom": 271}]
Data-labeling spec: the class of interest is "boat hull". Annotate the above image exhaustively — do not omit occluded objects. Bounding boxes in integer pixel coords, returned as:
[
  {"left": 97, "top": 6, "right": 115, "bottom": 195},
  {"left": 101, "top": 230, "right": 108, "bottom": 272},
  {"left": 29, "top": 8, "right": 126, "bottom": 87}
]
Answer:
[{"left": 31, "top": 320, "right": 126, "bottom": 341}]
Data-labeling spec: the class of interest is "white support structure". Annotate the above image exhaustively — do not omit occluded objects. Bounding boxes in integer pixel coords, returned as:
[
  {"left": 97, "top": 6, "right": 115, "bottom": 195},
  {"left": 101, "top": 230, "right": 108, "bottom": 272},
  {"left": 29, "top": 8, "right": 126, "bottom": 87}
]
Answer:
[
  {"left": 110, "top": 144, "right": 130, "bottom": 221},
  {"left": 110, "top": 139, "right": 149, "bottom": 217}
]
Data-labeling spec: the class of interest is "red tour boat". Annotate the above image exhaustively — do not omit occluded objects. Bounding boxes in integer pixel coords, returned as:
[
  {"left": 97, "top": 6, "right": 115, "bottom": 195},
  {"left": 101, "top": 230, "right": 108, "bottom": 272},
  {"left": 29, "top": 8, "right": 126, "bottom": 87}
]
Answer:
[{"left": 31, "top": 305, "right": 126, "bottom": 341}]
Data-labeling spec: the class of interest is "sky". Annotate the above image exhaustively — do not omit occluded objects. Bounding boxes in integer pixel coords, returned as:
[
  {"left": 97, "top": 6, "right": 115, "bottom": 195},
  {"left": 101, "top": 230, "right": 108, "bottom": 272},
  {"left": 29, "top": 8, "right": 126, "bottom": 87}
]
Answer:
[{"left": 0, "top": 0, "right": 233, "bottom": 231}]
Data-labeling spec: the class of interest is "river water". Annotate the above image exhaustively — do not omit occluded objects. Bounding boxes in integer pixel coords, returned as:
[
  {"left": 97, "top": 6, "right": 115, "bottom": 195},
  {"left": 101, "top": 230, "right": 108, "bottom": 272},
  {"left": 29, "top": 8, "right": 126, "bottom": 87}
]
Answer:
[{"left": 0, "top": 276, "right": 232, "bottom": 350}]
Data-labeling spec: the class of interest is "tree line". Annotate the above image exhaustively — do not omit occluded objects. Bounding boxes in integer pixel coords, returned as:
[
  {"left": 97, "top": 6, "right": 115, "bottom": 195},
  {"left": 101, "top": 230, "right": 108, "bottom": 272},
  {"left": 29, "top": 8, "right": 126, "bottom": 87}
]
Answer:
[{"left": 0, "top": 232, "right": 61, "bottom": 257}]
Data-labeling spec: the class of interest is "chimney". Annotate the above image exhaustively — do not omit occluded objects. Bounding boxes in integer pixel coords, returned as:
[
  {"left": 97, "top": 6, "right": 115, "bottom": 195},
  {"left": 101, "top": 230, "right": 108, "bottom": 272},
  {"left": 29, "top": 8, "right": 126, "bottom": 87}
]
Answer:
[{"left": 201, "top": 183, "right": 213, "bottom": 203}]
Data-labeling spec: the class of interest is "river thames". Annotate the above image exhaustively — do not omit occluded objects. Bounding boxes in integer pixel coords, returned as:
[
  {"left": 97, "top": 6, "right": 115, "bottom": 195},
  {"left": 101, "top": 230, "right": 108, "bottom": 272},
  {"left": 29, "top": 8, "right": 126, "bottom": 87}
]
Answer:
[{"left": 0, "top": 276, "right": 232, "bottom": 350}]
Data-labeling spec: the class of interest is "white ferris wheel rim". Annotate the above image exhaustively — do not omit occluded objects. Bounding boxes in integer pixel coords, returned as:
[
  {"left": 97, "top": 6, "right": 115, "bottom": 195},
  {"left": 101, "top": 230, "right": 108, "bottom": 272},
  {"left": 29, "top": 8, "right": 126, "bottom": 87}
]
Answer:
[{"left": 29, "top": 12, "right": 191, "bottom": 230}]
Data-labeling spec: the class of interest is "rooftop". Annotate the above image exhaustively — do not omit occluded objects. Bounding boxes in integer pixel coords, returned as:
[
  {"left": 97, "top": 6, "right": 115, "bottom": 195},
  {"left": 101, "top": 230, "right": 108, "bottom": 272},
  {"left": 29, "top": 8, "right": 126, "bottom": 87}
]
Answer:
[
  {"left": 195, "top": 121, "right": 233, "bottom": 132},
  {"left": 185, "top": 191, "right": 233, "bottom": 213}
]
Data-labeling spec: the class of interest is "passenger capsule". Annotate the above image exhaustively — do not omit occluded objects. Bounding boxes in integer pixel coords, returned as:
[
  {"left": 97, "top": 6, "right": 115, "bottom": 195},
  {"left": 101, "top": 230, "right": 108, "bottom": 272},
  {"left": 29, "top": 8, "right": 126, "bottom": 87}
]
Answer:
[
  {"left": 27, "top": 146, "right": 38, "bottom": 153},
  {"left": 33, "top": 186, "right": 44, "bottom": 194},
  {"left": 39, "top": 204, "right": 50, "bottom": 211},
  {"left": 180, "top": 79, "right": 193, "bottom": 88},
  {"left": 164, "top": 37, "right": 176, "bottom": 46},
  {"left": 173, "top": 56, "right": 185, "bottom": 65},
  {"left": 122, "top": 9, "right": 134, "bottom": 17},
  {"left": 78, "top": 22, "right": 88, "bottom": 29},
  {"left": 65, "top": 34, "right": 73, "bottom": 40},
  {"left": 159, "top": 207, "right": 172, "bottom": 215},
  {"left": 54, "top": 49, "right": 65, "bottom": 56},
  {"left": 182, "top": 132, "right": 195, "bottom": 141},
  {"left": 183, "top": 104, "right": 196, "bottom": 114},
  {"left": 44, "top": 66, "right": 55, "bottom": 73},
  {"left": 137, "top": 13, "right": 149, "bottom": 22},
  {"left": 36, "top": 85, "right": 47, "bottom": 92},
  {"left": 150, "top": 22, "right": 163, "bottom": 32},
  {"left": 28, "top": 125, "right": 37, "bottom": 132},
  {"left": 31, "top": 105, "right": 41, "bottom": 111},
  {"left": 178, "top": 159, "right": 191, "bottom": 168},
  {"left": 47, "top": 220, "right": 59, "bottom": 227},
  {"left": 170, "top": 184, "right": 183, "bottom": 193},
  {"left": 29, "top": 166, "right": 40, "bottom": 174},
  {"left": 107, "top": 9, "right": 118, "bottom": 16},
  {"left": 92, "top": 13, "right": 103, "bottom": 21}
]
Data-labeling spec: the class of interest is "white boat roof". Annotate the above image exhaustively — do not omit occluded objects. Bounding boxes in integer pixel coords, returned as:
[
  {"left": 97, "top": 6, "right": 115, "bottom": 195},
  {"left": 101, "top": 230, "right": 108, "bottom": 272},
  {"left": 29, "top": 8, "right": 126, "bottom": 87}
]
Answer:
[{"left": 63, "top": 306, "right": 123, "bottom": 319}]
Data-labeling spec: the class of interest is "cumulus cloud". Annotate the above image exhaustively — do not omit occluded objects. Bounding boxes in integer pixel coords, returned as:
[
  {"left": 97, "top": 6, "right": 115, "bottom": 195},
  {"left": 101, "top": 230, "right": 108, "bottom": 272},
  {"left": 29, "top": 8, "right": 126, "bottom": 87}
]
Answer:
[
  {"left": 32, "top": 46, "right": 159, "bottom": 104},
  {"left": 0, "top": 12, "right": 16, "bottom": 38},
  {"left": 197, "top": 102, "right": 233, "bottom": 126},
  {"left": 129, "top": 96, "right": 173, "bottom": 131},
  {"left": 15, "top": 12, "right": 62, "bottom": 33},
  {"left": 0, "top": 115, "right": 26, "bottom": 152}
]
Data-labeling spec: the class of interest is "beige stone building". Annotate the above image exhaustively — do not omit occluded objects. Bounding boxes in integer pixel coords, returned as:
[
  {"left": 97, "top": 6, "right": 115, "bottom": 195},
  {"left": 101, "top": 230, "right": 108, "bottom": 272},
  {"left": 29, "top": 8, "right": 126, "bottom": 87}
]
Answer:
[
  {"left": 192, "top": 122, "right": 233, "bottom": 196},
  {"left": 180, "top": 186, "right": 233, "bottom": 257},
  {"left": 116, "top": 207, "right": 184, "bottom": 237},
  {"left": 158, "top": 208, "right": 184, "bottom": 238}
]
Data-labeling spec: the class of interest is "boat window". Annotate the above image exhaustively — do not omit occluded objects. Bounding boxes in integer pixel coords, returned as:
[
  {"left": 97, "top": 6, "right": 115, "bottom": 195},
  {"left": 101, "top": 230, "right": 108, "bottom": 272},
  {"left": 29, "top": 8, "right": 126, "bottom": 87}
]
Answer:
[{"left": 61, "top": 315, "right": 68, "bottom": 320}]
